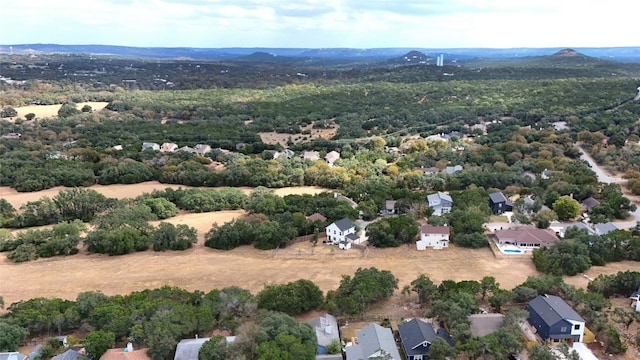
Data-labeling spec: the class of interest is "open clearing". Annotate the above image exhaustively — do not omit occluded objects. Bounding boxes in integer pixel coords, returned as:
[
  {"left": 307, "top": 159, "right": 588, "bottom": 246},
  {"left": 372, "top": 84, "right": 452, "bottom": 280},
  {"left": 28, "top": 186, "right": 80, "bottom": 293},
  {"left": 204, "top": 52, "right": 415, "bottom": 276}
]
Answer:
[
  {"left": 259, "top": 123, "right": 338, "bottom": 147},
  {"left": 0, "top": 181, "right": 330, "bottom": 209},
  {"left": 2, "top": 232, "right": 639, "bottom": 310},
  {"left": 12, "top": 101, "right": 110, "bottom": 120}
]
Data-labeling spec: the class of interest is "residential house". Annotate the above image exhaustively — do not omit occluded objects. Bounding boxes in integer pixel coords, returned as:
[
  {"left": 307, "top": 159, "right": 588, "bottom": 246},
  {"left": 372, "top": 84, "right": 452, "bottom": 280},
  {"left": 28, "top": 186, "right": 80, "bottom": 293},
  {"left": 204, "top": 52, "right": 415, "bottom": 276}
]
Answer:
[
  {"left": 30, "top": 345, "right": 45, "bottom": 360},
  {"left": 527, "top": 294, "right": 585, "bottom": 344},
  {"left": 339, "top": 233, "right": 359, "bottom": 250},
  {"left": 177, "top": 146, "right": 197, "bottom": 154},
  {"left": 194, "top": 144, "right": 211, "bottom": 156},
  {"left": 580, "top": 197, "right": 601, "bottom": 213},
  {"left": 324, "top": 151, "right": 340, "bottom": 166},
  {"left": 326, "top": 218, "right": 356, "bottom": 246},
  {"left": 469, "top": 314, "right": 505, "bottom": 337},
  {"left": 174, "top": 338, "right": 208, "bottom": 360},
  {"left": 141, "top": 142, "right": 160, "bottom": 151},
  {"left": 1, "top": 133, "right": 21, "bottom": 140},
  {"left": 629, "top": 287, "right": 640, "bottom": 312},
  {"left": 306, "top": 213, "right": 327, "bottom": 223},
  {"left": 417, "top": 225, "right": 450, "bottom": 250},
  {"left": 302, "top": 151, "right": 320, "bottom": 161},
  {"left": 420, "top": 167, "right": 440, "bottom": 175},
  {"left": 489, "top": 192, "right": 513, "bottom": 215},
  {"left": 444, "top": 165, "right": 463, "bottom": 174},
  {"left": 112, "top": 145, "right": 123, "bottom": 151},
  {"left": 274, "top": 149, "right": 295, "bottom": 159},
  {"left": 494, "top": 226, "right": 558, "bottom": 249},
  {"left": 381, "top": 200, "right": 397, "bottom": 215},
  {"left": 397, "top": 318, "right": 454, "bottom": 360},
  {"left": 160, "top": 142, "right": 178, "bottom": 153},
  {"left": 344, "top": 323, "right": 401, "bottom": 360},
  {"left": 563, "top": 222, "right": 595, "bottom": 237},
  {"left": 334, "top": 193, "right": 358, "bottom": 208},
  {"left": 52, "top": 349, "right": 86, "bottom": 360},
  {"left": 0, "top": 353, "right": 27, "bottom": 360},
  {"left": 594, "top": 222, "right": 619, "bottom": 236},
  {"left": 307, "top": 314, "right": 340, "bottom": 355},
  {"left": 100, "top": 344, "right": 151, "bottom": 360},
  {"left": 427, "top": 191, "right": 453, "bottom": 216}
]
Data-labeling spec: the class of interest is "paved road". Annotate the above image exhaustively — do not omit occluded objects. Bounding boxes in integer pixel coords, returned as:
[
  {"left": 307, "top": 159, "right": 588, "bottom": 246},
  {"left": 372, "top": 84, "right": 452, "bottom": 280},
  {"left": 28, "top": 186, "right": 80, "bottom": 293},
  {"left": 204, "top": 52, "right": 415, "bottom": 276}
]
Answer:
[
  {"left": 575, "top": 144, "right": 623, "bottom": 184},
  {"left": 575, "top": 144, "right": 639, "bottom": 228}
]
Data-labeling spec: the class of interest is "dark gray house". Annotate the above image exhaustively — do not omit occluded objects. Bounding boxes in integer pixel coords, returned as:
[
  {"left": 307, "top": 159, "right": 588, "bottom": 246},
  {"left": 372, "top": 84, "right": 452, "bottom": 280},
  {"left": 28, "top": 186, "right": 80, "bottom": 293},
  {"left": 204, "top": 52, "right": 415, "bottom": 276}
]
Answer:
[
  {"left": 397, "top": 318, "right": 453, "bottom": 360},
  {"left": 527, "top": 294, "right": 585, "bottom": 345},
  {"left": 489, "top": 192, "right": 513, "bottom": 215}
]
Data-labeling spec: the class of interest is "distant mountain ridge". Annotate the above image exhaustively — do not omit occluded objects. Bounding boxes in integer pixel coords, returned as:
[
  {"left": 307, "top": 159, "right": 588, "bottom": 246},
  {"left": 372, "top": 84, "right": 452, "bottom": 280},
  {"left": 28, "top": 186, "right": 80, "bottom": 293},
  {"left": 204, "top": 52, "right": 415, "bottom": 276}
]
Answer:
[{"left": 2, "top": 44, "right": 640, "bottom": 62}]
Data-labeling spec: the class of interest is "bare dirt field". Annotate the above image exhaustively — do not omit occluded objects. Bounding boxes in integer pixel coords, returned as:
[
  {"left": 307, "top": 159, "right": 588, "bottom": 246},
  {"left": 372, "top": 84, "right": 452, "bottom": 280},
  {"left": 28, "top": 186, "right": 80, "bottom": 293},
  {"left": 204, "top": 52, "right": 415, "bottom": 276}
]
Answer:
[
  {"left": 150, "top": 209, "right": 245, "bottom": 241},
  {"left": 0, "top": 181, "right": 330, "bottom": 209},
  {"left": 12, "top": 102, "right": 109, "bottom": 120},
  {"left": 2, "top": 233, "right": 636, "bottom": 312},
  {"left": 259, "top": 123, "right": 338, "bottom": 147}
]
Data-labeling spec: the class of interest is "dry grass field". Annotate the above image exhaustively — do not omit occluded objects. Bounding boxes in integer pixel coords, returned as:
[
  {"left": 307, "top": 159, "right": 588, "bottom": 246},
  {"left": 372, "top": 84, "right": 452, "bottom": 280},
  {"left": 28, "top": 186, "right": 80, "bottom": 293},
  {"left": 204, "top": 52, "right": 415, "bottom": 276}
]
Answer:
[
  {"left": 0, "top": 181, "right": 330, "bottom": 209},
  {"left": 12, "top": 101, "right": 109, "bottom": 120},
  {"left": 259, "top": 123, "right": 339, "bottom": 147}
]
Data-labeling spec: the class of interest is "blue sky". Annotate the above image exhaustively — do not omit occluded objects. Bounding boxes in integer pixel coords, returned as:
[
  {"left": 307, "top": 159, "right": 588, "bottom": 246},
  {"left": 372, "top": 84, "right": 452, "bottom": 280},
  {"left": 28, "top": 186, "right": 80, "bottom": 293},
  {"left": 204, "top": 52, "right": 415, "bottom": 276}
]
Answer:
[{"left": 3, "top": 0, "right": 638, "bottom": 48}]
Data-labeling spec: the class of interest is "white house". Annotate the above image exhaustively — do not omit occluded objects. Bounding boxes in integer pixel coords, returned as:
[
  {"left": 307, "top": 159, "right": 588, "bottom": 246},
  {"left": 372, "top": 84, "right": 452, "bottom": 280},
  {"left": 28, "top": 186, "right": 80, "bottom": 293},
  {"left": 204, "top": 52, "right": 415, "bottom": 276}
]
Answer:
[
  {"left": 325, "top": 150, "right": 340, "bottom": 166},
  {"left": 326, "top": 218, "right": 356, "bottom": 248},
  {"left": 417, "top": 224, "right": 450, "bottom": 250},
  {"left": 141, "top": 142, "right": 160, "bottom": 151},
  {"left": 427, "top": 192, "right": 453, "bottom": 216},
  {"left": 630, "top": 288, "right": 640, "bottom": 312}
]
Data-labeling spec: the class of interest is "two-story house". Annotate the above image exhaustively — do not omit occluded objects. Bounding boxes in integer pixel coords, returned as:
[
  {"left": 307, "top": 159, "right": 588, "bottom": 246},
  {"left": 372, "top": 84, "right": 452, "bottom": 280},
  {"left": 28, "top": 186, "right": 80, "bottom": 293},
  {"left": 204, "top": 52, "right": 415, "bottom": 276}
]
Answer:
[
  {"left": 426, "top": 192, "right": 453, "bottom": 216},
  {"left": 326, "top": 218, "right": 357, "bottom": 249}
]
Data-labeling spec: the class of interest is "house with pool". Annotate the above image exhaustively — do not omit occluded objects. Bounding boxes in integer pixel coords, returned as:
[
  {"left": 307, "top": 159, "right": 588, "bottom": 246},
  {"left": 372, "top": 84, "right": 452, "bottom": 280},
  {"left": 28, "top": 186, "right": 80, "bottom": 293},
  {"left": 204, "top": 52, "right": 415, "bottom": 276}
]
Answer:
[{"left": 494, "top": 226, "right": 559, "bottom": 254}]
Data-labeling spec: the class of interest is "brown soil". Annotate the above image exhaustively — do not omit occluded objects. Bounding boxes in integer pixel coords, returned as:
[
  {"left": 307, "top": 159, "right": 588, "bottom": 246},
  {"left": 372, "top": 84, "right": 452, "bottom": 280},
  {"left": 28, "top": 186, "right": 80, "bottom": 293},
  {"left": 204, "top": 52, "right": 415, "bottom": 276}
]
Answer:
[
  {"left": 12, "top": 102, "right": 109, "bottom": 120},
  {"left": 0, "top": 181, "right": 330, "bottom": 209},
  {"left": 259, "top": 123, "right": 338, "bottom": 147}
]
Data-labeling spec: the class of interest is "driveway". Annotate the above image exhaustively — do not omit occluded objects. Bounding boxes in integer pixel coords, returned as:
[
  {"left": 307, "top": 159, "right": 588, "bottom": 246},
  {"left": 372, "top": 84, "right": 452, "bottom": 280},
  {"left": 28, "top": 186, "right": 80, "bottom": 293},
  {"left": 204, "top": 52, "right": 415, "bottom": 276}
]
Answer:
[
  {"left": 572, "top": 343, "right": 599, "bottom": 360},
  {"left": 575, "top": 144, "right": 640, "bottom": 228}
]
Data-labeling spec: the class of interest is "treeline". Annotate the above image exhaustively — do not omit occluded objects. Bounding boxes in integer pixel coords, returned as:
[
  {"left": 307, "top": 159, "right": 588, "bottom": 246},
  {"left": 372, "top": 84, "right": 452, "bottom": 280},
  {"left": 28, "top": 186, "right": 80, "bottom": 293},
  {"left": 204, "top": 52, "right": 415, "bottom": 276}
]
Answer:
[
  {"left": 533, "top": 225, "right": 640, "bottom": 276},
  {"left": 0, "top": 188, "right": 358, "bottom": 259},
  {"left": 2, "top": 269, "right": 638, "bottom": 359}
]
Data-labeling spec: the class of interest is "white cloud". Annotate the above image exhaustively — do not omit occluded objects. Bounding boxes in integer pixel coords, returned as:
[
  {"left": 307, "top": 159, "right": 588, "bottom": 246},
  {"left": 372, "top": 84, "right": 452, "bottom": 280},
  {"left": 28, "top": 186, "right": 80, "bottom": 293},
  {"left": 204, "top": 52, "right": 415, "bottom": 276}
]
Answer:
[{"left": 1, "top": 0, "right": 639, "bottom": 48}]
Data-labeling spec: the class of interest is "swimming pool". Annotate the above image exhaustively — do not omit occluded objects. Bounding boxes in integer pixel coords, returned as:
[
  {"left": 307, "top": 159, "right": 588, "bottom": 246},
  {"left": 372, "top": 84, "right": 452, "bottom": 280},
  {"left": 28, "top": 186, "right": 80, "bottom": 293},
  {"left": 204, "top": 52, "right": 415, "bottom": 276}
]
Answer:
[{"left": 503, "top": 249, "right": 522, "bottom": 253}]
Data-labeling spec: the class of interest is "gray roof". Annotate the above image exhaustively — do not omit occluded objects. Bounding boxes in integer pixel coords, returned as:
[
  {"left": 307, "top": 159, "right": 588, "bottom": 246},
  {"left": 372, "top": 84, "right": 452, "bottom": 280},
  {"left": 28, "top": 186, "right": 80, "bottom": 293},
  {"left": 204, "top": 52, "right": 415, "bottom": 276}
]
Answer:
[
  {"left": 345, "top": 233, "right": 359, "bottom": 241},
  {"left": 580, "top": 197, "right": 601, "bottom": 210},
  {"left": 332, "top": 218, "right": 356, "bottom": 232},
  {"left": 398, "top": 318, "right": 437, "bottom": 357},
  {"left": 564, "top": 222, "right": 595, "bottom": 235},
  {"left": 444, "top": 165, "right": 462, "bottom": 174},
  {"left": 51, "top": 350, "right": 84, "bottom": 360},
  {"left": 385, "top": 200, "right": 397, "bottom": 210},
  {"left": 345, "top": 323, "right": 401, "bottom": 360},
  {"left": 469, "top": 314, "right": 504, "bottom": 337},
  {"left": 594, "top": 222, "right": 618, "bottom": 235},
  {"left": 489, "top": 192, "right": 509, "bottom": 204},
  {"left": 0, "top": 353, "right": 27, "bottom": 360},
  {"left": 29, "top": 345, "right": 45, "bottom": 360},
  {"left": 174, "top": 338, "right": 210, "bottom": 360},
  {"left": 427, "top": 191, "right": 452, "bottom": 205},
  {"left": 397, "top": 318, "right": 454, "bottom": 357},
  {"left": 528, "top": 295, "right": 585, "bottom": 327},
  {"left": 307, "top": 314, "right": 340, "bottom": 347}
]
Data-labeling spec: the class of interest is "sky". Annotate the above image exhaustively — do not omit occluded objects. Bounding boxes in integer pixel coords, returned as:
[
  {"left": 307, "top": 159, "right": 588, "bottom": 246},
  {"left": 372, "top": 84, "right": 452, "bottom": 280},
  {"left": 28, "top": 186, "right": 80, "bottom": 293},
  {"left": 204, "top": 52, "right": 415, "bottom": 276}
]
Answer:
[{"left": 3, "top": 0, "right": 639, "bottom": 49}]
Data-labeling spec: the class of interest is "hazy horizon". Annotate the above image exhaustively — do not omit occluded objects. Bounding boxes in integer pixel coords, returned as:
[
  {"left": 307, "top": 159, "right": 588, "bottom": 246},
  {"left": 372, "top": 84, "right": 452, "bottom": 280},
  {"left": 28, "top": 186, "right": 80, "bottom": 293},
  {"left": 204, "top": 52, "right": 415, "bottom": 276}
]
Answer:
[{"left": 3, "top": 1, "right": 639, "bottom": 49}]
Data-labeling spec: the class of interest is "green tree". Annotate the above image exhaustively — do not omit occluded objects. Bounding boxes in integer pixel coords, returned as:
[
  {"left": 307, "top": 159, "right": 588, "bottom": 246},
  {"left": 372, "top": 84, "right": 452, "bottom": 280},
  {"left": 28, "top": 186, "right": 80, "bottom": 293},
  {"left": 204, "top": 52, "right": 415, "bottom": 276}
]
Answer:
[
  {"left": 198, "top": 335, "right": 228, "bottom": 360},
  {"left": 454, "top": 232, "right": 488, "bottom": 248},
  {"left": 84, "top": 330, "right": 115, "bottom": 359},
  {"left": 0, "top": 106, "right": 17, "bottom": 118},
  {"left": 53, "top": 188, "right": 111, "bottom": 222},
  {"left": 0, "top": 321, "right": 29, "bottom": 351},
  {"left": 151, "top": 222, "right": 197, "bottom": 251},
  {"left": 480, "top": 276, "right": 498, "bottom": 300},
  {"left": 57, "top": 102, "right": 80, "bottom": 118},
  {"left": 328, "top": 267, "right": 398, "bottom": 316},
  {"left": 426, "top": 337, "right": 457, "bottom": 360},
  {"left": 552, "top": 197, "right": 580, "bottom": 221},
  {"left": 257, "top": 279, "right": 323, "bottom": 315},
  {"left": 24, "top": 112, "right": 36, "bottom": 121},
  {"left": 410, "top": 274, "right": 438, "bottom": 304},
  {"left": 142, "top": 197, "right": 179, "bottom": 219}
]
